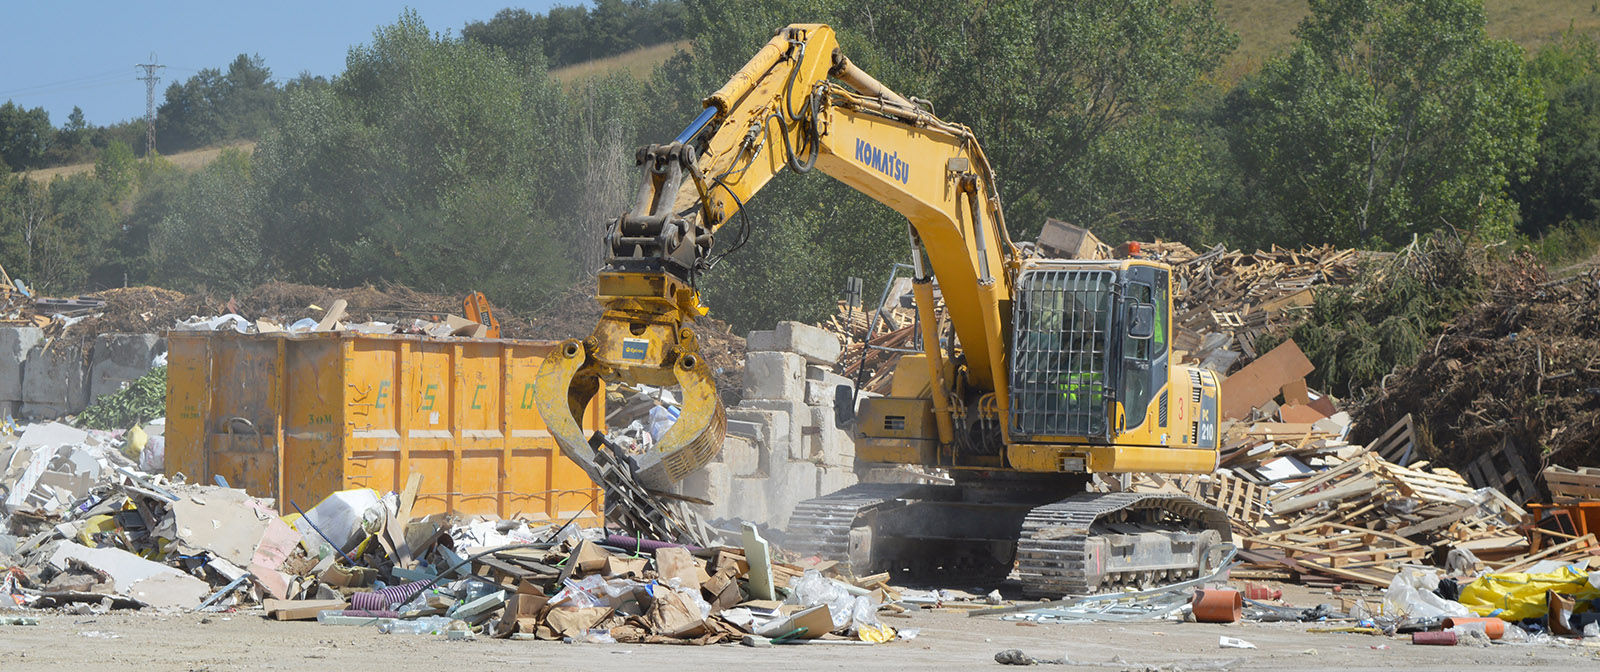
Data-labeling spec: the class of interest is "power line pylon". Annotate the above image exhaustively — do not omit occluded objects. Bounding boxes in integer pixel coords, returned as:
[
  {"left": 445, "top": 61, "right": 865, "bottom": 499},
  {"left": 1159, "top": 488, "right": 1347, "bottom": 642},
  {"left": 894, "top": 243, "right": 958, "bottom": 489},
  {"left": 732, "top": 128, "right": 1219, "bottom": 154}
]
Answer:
[{"left": 135, "top": 53, "right": 166, "bottom": 156}]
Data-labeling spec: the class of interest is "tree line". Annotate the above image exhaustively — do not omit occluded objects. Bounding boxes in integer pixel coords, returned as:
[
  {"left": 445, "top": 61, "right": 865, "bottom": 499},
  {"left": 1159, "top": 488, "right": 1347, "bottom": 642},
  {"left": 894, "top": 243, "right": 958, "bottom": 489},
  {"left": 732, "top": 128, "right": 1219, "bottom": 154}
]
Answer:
[{"left": 1, "top": 0, "right": 1598, "bottom": 336}]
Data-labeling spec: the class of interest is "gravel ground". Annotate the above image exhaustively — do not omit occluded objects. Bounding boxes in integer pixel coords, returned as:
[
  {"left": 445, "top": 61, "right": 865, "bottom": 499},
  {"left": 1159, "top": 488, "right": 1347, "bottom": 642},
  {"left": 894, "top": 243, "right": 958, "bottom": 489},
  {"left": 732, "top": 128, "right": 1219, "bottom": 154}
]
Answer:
[{"left": 3, "top": 602, "right": 1597, "bottom": 672}]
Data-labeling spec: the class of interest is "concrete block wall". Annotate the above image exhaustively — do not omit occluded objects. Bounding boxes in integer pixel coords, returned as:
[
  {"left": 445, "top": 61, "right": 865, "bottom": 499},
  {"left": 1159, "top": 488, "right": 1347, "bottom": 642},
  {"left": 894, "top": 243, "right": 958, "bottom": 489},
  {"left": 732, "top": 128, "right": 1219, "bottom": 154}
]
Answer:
[
  {"left": 88, "top": 334, "right": 166, "bottom": 404},
  {"left": 676, "top": 320, "right": 858, "bottom": 530},
  {"left": 1, "top": 328, "right": 165, "bottom": 420}
]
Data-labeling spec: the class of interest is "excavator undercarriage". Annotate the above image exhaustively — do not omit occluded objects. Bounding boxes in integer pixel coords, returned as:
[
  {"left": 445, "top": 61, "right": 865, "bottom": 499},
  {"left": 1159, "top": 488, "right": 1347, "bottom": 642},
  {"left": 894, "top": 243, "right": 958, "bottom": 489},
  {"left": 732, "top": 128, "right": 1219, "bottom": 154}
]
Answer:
[{"left": 787, "top": 479, "right": 1231, "bottom": 598}]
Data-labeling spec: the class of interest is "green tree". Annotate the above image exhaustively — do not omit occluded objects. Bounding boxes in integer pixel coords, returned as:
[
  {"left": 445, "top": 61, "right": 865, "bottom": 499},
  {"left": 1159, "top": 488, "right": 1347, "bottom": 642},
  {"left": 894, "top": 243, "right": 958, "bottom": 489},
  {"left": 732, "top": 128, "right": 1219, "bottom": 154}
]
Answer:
[
  {"left": 155, "top": 54, "right": 280, "bottom": 153},
  {"left": 252, "top": 11, "right": 577, "bottom": 305},
  {"left": 0, "top": 102, "right": 54, "bottom": 169},
  {"left": 462, "top": 8, "right": 546, "bottom": 67},
  {"left": 1228, "top": 0, "right": 1544, "bottom": 247},
  {"left": 45, "top": 174, "right": 117, "bottom": 289},
  {"left": 1512, "top": 32, "right": 1600, "bottom": 236},
  {"left": 95, "top": 140, "right": 137, "bottom": 203},
  {"left": 148, "top": 149, "right": 266, "bottom": 290}
]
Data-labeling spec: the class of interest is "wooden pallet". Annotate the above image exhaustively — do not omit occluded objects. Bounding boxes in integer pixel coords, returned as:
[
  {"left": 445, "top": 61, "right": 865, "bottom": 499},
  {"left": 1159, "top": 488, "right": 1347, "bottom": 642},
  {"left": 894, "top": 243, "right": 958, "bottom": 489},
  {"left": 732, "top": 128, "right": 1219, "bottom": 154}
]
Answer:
[
  {"left": 1243, "top": 523, "right": 1426, "bottom": 585},
  {"left": 1195, "top": 472, "right": 1271, "bottom": 536},
  {"left": 1489, "top": 534, "right": 1600, "bottom": 573},
  {"left": 1368, "top": 414, "right": 1417, "bottom": 466},
  {"left": 1544, "top": 465, "right": 1600, "bottom": 501},
  {"left": 1464, "top": 437, "right": 1539, "bottom": 504}
]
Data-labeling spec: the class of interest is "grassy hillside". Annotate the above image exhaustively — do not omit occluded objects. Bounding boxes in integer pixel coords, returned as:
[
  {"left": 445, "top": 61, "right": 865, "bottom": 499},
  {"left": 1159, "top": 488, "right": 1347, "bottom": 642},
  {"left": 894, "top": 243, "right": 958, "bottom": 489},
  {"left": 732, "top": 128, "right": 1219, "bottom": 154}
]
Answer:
[
  {"left": 1217, "top": 0, "right": 1600, "bottom": 79},
  {"left": 15, "top": 141, "right": 256, "bottom": 182},
  {"left": 551, "top": 40, "right": 688, "bottom": 83}
]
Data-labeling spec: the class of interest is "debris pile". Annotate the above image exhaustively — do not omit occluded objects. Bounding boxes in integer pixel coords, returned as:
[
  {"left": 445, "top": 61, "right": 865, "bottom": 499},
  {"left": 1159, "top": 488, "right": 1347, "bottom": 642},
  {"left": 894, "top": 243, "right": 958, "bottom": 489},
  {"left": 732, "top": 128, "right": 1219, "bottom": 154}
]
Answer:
[
  {"left": 822, "top": 288, "right": 938, "bottom": 394},
  {"left": 1141, "top": 242, "right": 1371, "bottom": 375},
  {"left": 0, "top": 418, "right": 918, "bottom": 646},
  {"left": 1358, "top": 260, "right": 1600, "bottom": 491},
  {"left": 1, "top": 280, "right": 745, "bottom": 348}
]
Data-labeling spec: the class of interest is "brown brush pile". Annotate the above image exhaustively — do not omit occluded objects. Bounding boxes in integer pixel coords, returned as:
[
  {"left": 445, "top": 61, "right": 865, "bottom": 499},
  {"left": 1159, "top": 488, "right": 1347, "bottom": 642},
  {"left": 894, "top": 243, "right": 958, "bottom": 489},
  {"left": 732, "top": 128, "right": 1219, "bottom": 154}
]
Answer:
[{"left": 1356, "top": 258, "right": 1600, "bottom": 474}]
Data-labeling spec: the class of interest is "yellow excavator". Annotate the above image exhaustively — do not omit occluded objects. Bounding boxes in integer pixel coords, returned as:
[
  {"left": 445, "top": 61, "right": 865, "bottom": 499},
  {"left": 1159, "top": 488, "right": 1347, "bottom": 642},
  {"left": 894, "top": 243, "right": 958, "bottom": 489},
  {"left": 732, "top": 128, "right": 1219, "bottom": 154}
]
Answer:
[{"left": 537, "top": 24, "right": 1229, "bottom": 596}]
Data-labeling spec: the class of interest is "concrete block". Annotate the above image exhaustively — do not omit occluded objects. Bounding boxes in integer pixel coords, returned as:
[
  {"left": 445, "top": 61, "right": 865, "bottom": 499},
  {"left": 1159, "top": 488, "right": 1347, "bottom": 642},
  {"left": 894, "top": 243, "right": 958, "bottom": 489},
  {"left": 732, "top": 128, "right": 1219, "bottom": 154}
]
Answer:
[
  {"left": 677, "top": 462, "right": 731, "bottom": 521},
  {"left": 784, "top": 321, "right": 843, "bottom": 365},
  {"left": 858, "top": 465, "right": 916, "bottom": 484},
  {"left": 804, "top": 366, "right": 852, "bottom": 407},
  {"left": 745, "top": 330, "right": 779, "bottom": 352},
  {"left": 21, "top": 342, "right": 88, "bottom": 419},
  {"left": 734, "top": 400, "right": 806, "bottom": 461},
  {"left": 718, "top": 435, "right": 762, "bottom": 477},
  {"left": 805, "top": 407, "right": 853, "bottom": 466},
  {"left": 88, "top": 333, "right": 165, "bottom": 404},
  {"left": 726, "top": 418, "right": 763, "bottom": 441},
  {"left": 817, "top": 466, "right": 859, "bottom": 497},
  {"left": 806, "top": 365, "right": 852, "bottom": 385},
  {"left": 727, "top": 477, "right": 771, "bottom": 525},
  {"left": 0, "top": 327, "right": 44, "bottom": 402},
  {"left": 773, "top": 321, "right": 841, "bottom": 366},
  {"left": 766, "top": 459, "right": 818, "bottom": 529},
  {"left": 742, "top": 351, "right": 806, "bottom": 401}
]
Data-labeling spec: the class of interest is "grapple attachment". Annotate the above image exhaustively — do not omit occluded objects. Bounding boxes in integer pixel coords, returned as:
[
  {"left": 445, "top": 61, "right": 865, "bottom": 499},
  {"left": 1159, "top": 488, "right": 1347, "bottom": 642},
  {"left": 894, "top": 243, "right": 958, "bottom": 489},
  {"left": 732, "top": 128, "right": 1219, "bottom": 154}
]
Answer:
[{"left": 534, "top": 323, "right": 725, "bottom": 492}]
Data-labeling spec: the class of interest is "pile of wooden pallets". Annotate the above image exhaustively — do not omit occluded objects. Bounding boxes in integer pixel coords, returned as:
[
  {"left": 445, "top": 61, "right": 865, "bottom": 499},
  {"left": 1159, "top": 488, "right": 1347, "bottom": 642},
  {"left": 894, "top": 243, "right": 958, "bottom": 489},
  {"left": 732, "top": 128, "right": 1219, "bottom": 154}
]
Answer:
[
  {"left": 1142, "top": 242, "right": 1370, "bottom": 375},
  {"left": 1136, "top": 412, "right": 1550, "bottom": 588}
]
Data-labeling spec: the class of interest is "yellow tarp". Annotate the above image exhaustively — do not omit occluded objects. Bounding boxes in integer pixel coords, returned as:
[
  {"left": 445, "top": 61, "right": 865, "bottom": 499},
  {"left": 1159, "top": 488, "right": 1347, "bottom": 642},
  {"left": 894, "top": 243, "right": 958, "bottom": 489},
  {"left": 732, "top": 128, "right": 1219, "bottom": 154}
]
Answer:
[{"left": 1457, "top": 566, "right": 1600, "bottom": 621}]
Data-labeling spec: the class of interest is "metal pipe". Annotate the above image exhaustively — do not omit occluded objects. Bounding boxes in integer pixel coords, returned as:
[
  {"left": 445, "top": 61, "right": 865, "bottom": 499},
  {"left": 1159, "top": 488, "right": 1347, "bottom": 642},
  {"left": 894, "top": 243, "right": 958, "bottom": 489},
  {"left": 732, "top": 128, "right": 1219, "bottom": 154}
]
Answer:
[
  {"left": 831, "top": 54, "right": 915, "bottom": 110},
  {"left": 672, "top": 106, "right": 718, "bottom": 145},
  {"left": 603, "top": 533, "right": 702, "bottom": 553},
  {"left": 965, "top": 178, "right": 991, "bottom": 282}
]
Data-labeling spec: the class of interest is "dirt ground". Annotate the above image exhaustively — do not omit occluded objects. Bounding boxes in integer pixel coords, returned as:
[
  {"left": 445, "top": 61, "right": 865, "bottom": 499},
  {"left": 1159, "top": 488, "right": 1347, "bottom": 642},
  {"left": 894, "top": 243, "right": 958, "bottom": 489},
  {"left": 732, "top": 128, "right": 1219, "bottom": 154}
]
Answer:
[{"left": 3, "top": 602, "right": 1596, "bottom": 672}]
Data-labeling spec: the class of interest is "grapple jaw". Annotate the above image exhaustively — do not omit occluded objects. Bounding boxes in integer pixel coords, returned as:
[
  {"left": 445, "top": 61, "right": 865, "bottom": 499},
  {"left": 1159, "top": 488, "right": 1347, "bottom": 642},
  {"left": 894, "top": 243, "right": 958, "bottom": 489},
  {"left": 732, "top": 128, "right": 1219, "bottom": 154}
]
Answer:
[{"left": 534, "top": 317, "right": 725, "bottom": 491}]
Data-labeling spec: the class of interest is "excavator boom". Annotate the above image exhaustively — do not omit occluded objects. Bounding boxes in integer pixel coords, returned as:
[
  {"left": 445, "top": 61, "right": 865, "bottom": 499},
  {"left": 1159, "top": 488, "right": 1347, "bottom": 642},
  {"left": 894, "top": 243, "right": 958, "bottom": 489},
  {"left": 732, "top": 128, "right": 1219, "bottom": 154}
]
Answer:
[{"left": 536, "top": 24, "right": 1011, "bottom": 490}]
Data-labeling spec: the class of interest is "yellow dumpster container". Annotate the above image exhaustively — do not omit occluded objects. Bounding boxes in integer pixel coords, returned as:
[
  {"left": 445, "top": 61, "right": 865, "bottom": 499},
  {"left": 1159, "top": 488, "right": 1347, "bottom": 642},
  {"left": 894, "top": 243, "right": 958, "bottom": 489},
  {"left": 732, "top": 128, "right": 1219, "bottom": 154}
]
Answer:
[{"left": 165, "top": 331, "right": 603, "bottom": 524}]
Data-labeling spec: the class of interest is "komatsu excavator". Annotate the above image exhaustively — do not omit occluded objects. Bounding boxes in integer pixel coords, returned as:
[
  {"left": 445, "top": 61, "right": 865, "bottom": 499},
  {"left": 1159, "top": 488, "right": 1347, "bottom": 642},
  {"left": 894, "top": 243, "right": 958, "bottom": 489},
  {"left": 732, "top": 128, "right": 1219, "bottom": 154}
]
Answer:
[{"left": 536, "top": 24, "right": 1230, "bottom": 596}]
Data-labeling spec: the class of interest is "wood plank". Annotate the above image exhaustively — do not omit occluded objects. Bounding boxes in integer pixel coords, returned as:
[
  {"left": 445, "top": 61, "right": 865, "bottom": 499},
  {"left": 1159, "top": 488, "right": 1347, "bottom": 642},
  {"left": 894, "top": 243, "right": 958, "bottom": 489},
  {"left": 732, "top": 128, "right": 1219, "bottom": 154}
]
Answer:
[
  {"left": 1221, "top": 340, "right": 1315, "bottom": 420},
  {"left": 1273, "top": 474, "right": 1381, "bottom": 515},
  {"left": 267, "top": 598, "right": 350, "bottom": 621}
]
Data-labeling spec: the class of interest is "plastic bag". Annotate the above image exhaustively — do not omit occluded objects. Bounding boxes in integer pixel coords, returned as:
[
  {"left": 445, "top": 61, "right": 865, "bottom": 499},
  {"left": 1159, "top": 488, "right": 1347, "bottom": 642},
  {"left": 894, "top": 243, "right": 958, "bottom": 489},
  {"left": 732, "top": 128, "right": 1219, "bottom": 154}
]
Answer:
[
  {"left": 648, "top": 405, "right": 677, "bottom": 442},
  {"left": 551, "top": 575, "right": 607, "bottom": 609},
  {"left": 787, "top": 569, "right": 876, "bottom": 632},
  {"left": 857, "top": 623, "right": 896, "bottom": 643},
  {"left": 1382, "top": 567, "right": 1471, "bottom": 620}
]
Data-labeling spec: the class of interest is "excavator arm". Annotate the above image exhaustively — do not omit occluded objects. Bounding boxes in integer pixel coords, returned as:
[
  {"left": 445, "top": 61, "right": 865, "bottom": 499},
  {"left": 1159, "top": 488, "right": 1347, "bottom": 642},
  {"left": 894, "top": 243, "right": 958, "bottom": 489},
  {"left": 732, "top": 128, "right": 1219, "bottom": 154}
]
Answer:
[{"left": 536, "top": 24, "right": 1017, "bottom": 489}]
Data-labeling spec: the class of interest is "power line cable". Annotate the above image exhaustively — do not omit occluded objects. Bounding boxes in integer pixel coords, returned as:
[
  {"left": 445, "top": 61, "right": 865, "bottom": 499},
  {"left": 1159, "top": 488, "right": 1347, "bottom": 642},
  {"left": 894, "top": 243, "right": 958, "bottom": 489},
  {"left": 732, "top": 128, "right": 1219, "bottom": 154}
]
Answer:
[{"left": 0, "top": 69, "right": 128, "bottom": 97}]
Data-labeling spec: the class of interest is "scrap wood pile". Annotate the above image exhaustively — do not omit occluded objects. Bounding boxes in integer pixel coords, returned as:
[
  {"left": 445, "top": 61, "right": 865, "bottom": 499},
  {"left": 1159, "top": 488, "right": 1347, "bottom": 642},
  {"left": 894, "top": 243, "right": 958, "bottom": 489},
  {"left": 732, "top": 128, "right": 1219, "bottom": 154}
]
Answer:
[
  {"left": 1141, "top": 241, "right": 1373, "bottom": 375},
  {"left": 0, "top": 421, "right": 910, "bottom": 645},
  {"left": 1357, "top": 256, "right": 1600, "bottom": 489},
  {"left": 820, "top": 294, "right": 935, "bottom": 394},
  {"left": 815, "top": 241, "right": 1373, "bottom": 391},
  {"left": 1131, "top": 410, "right": 1600, "bottom": 590}
]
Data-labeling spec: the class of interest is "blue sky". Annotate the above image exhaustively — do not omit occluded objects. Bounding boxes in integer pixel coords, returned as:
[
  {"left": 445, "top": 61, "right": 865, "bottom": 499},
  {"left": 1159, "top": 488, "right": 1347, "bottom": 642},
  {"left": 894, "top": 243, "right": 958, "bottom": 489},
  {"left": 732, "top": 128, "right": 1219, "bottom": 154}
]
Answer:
[{"left": 0, "top": 1, "right": 569, "bottom": 126}]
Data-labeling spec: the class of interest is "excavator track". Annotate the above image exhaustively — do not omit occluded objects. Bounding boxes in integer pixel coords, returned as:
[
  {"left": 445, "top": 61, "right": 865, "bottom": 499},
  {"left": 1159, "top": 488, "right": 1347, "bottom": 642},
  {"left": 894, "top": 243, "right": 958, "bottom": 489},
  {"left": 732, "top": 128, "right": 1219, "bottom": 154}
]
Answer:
[
  {"left": 786, "top": 487, "right": 1229, "bottom": 597},
  {"left": 785, "top": 483, "right": 925, "bottom": 575},
  {"left": 1015, "top": 492, "right": 1230, "bottom": 598}
]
